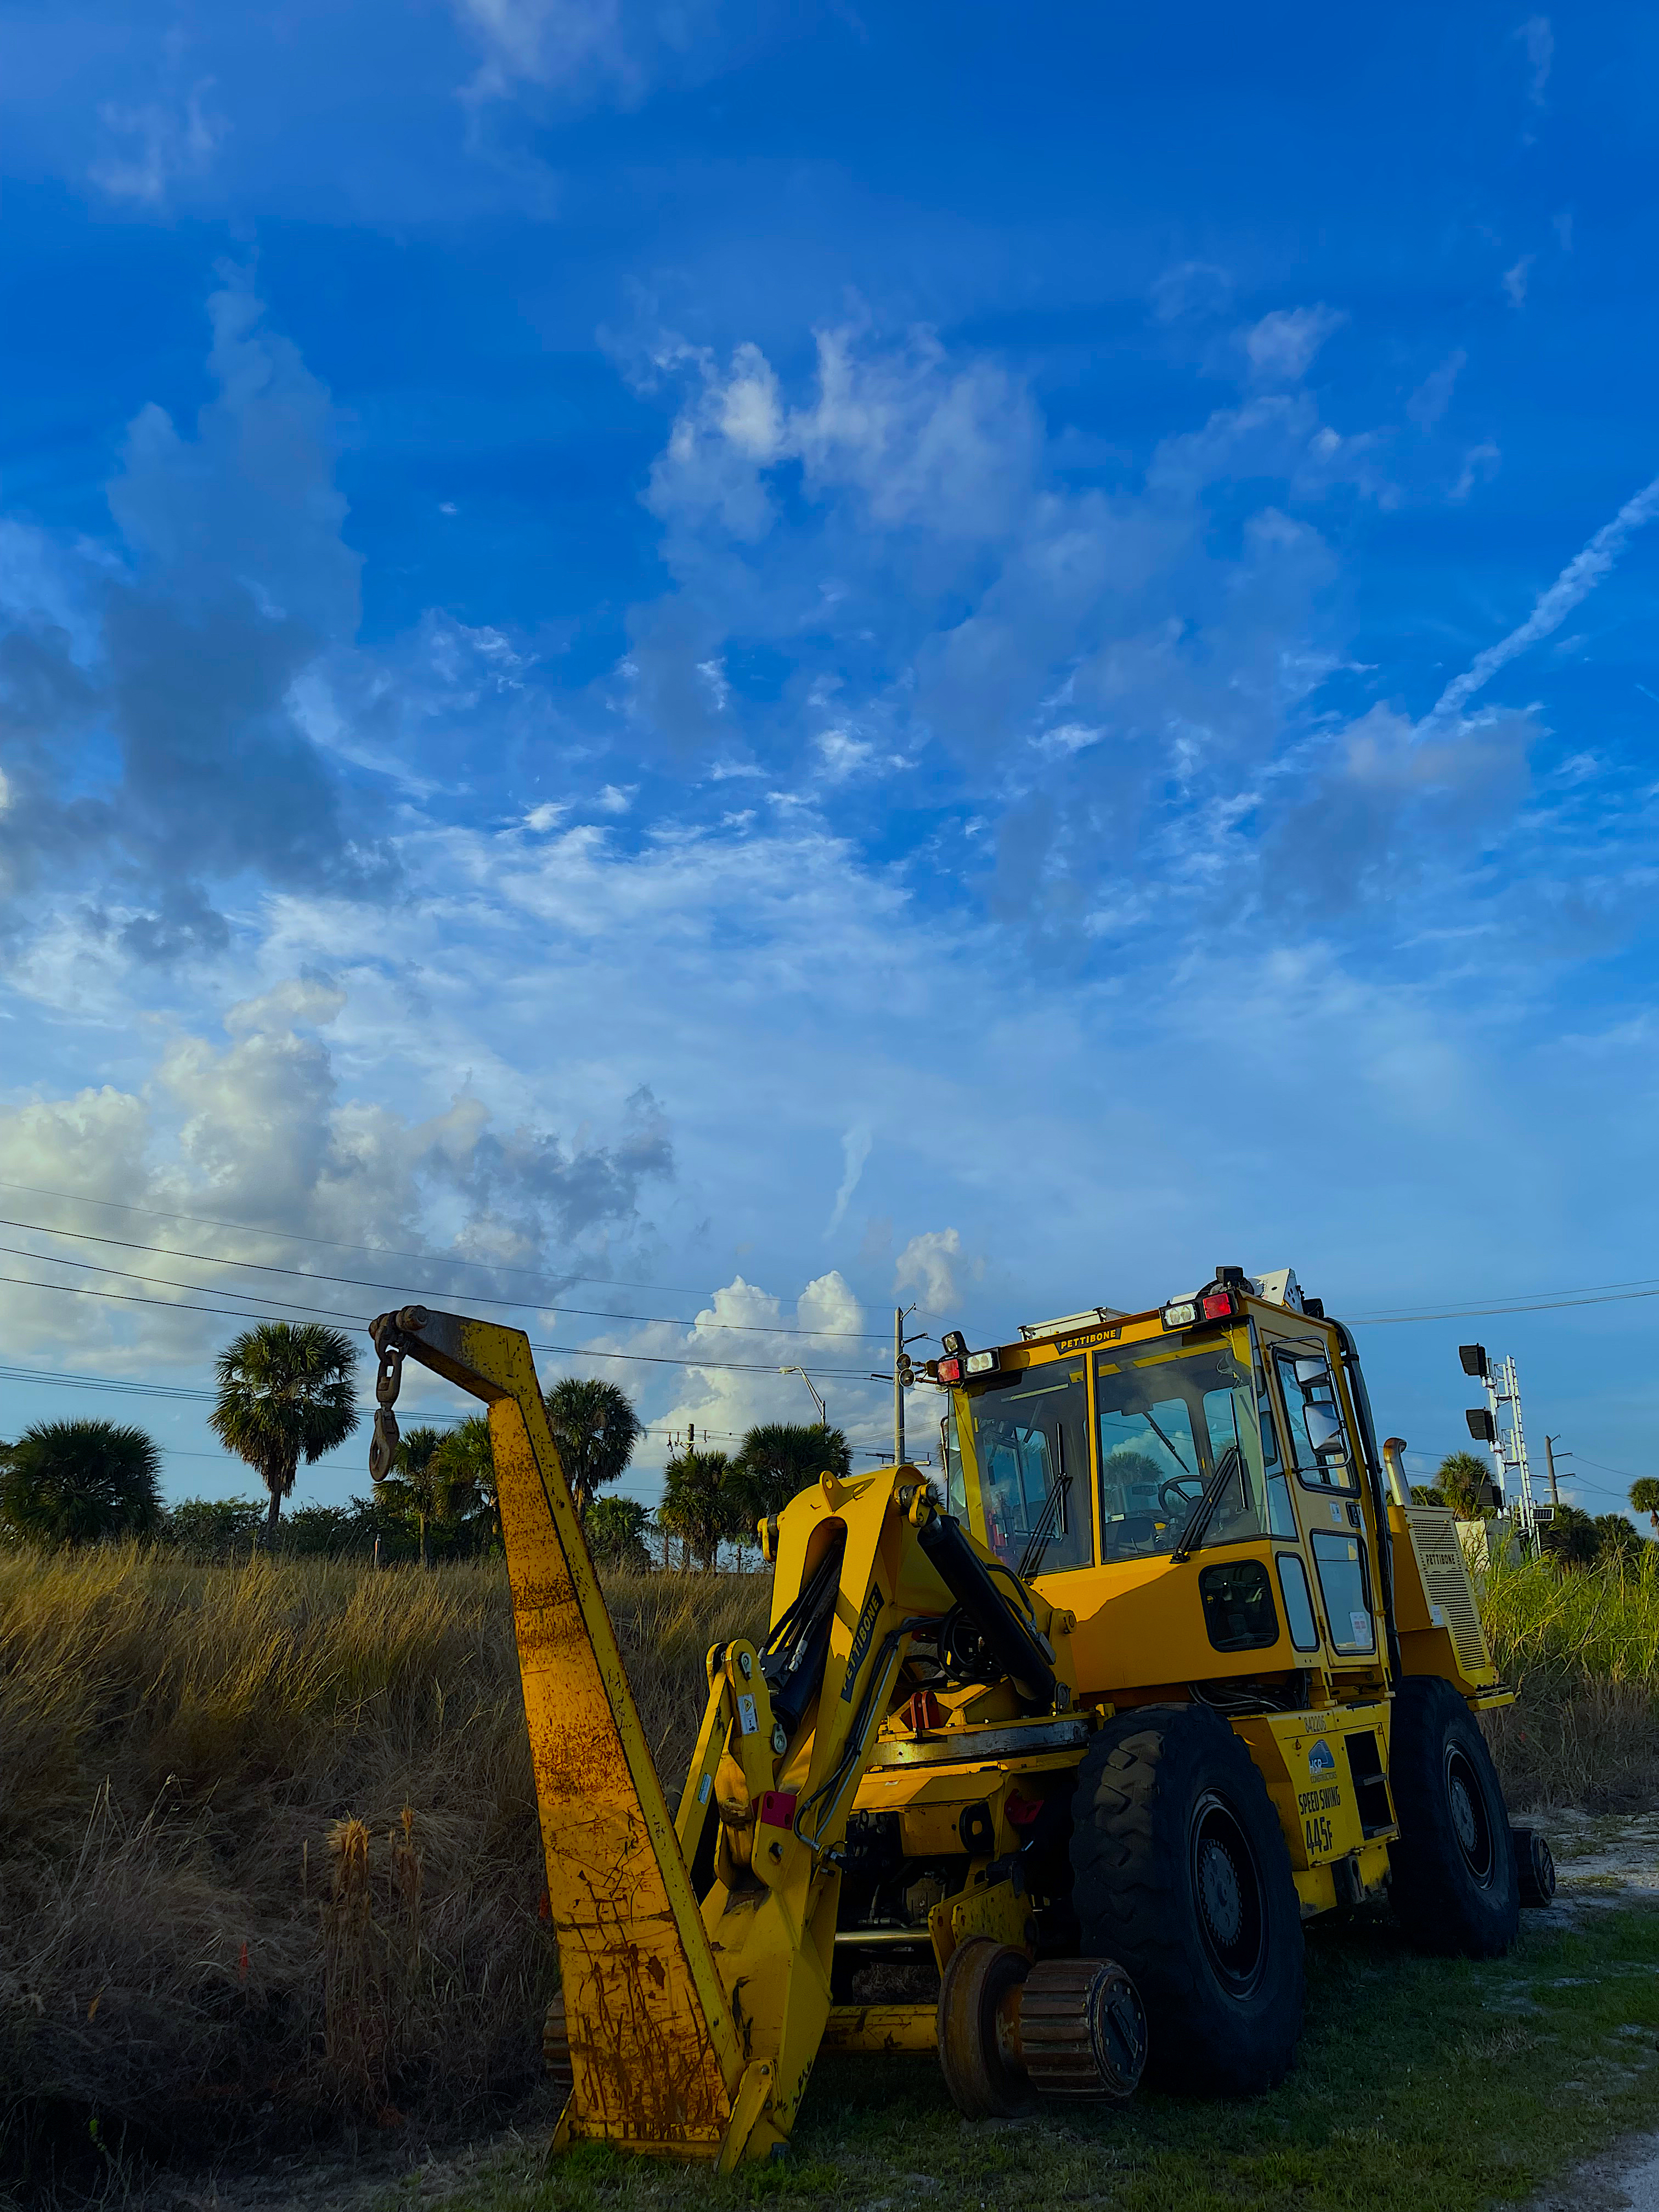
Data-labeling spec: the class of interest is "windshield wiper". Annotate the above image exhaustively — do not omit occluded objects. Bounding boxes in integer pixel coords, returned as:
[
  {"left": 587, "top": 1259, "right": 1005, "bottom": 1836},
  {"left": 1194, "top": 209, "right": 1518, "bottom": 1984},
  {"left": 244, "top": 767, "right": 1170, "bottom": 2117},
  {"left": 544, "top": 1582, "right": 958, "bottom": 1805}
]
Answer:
[
  {"left": 1141, "top": 1408, "right": 1194, "bottom": 1473},
  {"left": 1018, "top": 1471, "right": 1073, "bottom": 1582},
  {"left": 1171, "top": 1444, "right": 1243, "bottom": 1564}
]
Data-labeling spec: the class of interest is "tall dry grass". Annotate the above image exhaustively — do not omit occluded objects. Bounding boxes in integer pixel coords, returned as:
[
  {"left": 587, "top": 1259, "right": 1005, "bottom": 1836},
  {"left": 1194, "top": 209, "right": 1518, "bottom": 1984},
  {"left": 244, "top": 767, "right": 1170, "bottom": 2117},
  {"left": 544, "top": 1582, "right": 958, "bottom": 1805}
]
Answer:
[
  {"left": 0, "top": 1545, "right": 766, "bottom": 2175},
  {"left": 1478, "top": 1549, "right": 1659, "bottom": 1811}
]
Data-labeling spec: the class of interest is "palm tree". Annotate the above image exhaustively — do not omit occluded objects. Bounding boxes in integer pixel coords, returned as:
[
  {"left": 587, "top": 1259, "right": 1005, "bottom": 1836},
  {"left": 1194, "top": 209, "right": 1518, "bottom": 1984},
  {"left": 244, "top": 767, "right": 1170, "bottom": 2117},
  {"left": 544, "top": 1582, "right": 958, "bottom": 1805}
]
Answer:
[
  {"left": 586, "top": 1495, "right": 653, "bottom": 1573},
  {"left": 1434, "top": 1451, "right": 1494, "bottom": 1519},
  {"left": 543, "top": 1377, "right": 642, "bottom": 1520},
  {"left": 0, "top": 1419, "right": 163, "bottom": 1547},
  {"left": 373, "top": 1424, "right": 449, "bottom": 1567},
  {"left": 658, "top": 1447, "right": 739, "bottom": 1571},
  {"left": 730, "top": 1422, "right": 851, "bottom": 1532},
  {"left": 1630, "top": 1478, "right": 1659, "bottom": 1536},
  {"left": 432, "top": 1414, "right": 498, "bottom": 1551},
  {"left": 210, "top": 1321, "right": 360, "bottom": 1545}
]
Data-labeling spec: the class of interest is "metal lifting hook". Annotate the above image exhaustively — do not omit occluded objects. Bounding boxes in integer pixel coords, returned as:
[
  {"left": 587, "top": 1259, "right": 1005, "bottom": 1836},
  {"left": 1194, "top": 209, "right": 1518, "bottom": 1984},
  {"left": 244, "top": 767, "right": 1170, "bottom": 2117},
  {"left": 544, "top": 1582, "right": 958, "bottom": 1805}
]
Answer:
[
  {"left": 367, "top": 1306, "right": 432, "bottom": 1480},
  {"left": 369, "top": 1330, "right": 405, "bottom": 1481}
]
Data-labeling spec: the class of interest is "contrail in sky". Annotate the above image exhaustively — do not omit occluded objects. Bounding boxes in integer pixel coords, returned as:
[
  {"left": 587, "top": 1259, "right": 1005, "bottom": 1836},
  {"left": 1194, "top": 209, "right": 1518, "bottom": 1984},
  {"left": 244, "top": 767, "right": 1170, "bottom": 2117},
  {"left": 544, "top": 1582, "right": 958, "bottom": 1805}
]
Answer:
[{"left": 1431, "top": 470, "right": 1659, "bottom": 721}]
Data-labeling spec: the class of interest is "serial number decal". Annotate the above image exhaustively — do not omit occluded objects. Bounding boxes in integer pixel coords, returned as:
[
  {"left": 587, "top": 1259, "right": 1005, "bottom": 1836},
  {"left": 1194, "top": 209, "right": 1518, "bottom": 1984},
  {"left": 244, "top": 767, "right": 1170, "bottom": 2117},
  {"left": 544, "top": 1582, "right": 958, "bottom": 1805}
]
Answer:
[
  {"left": 1304, "top": 1815, "right": 1335, "bottom": 1855},
  {"left": 840, "top": 1588, "right": 884, "bottom": 1702}
]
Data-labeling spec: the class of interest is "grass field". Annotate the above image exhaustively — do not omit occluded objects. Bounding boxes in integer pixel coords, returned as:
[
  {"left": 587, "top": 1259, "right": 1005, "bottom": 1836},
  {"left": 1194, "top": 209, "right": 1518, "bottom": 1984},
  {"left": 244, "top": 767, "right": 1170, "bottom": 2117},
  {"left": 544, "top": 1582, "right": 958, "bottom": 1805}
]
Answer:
[
  {"left": 4, "top": 1538, "right": 1659, "bottom": 2202},
  {"left": 1480, "top": 1549, "right": 1659, "bottom": 1811},
  {"left": 0, "top": 1544, "right": 765, "bottom": 2188},
  {"left": 431, "top": 1904, "right": 1659, "bottom": 2212}
]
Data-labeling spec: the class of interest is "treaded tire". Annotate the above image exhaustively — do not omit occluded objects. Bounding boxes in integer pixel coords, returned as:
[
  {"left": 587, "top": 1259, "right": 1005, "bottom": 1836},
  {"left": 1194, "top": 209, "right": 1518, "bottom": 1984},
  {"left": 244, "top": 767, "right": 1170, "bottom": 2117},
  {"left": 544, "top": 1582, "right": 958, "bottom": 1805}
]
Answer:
[
  {"left": 1070, "top": 1703, "right": 1305, "bottom": 2096},
  {"left": 1389, "top": 1676, "right": 1519, "bottom": 1956}
]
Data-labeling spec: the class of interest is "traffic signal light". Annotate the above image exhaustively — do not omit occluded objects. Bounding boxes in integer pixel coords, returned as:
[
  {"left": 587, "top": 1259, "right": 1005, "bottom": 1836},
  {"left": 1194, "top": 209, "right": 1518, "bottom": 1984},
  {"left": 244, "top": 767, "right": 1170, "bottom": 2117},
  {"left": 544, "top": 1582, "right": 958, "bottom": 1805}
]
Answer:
[
  {"left": 1459, "top": 1344, "right": 1489, "bottom": 1380},
  {"left": 1466, "top": 1408, "right": 1497, "bottom": 1442}
]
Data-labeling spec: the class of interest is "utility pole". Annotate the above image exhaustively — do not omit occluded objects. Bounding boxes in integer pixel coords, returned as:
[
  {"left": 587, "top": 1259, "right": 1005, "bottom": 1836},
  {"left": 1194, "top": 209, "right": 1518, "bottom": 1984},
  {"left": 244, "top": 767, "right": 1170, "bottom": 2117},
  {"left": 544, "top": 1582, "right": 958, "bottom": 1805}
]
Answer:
[
  {"left": 1544, "top": 1434, "right": 1565, "bottom": 1511},
  {"left": 894, "top": 1306, "right": 906, "bottom": 1470}
]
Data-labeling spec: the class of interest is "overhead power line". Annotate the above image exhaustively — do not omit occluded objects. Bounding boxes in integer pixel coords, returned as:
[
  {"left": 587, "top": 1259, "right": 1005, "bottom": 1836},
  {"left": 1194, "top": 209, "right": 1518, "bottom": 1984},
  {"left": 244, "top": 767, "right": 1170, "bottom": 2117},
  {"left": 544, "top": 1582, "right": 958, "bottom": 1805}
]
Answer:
[
  {"left": 0, "top": 1177, "right": 715, "bottom": 1297},
  {"left": 1348, "top": 1279, "right": 1659, "bottom": 1324},
  {"left": 0, "top": 1360, "right": 898, "bottom": 1468},
  {"left": 0, "top": 1271, "right": 878, "bottom": 1379},
  {"left": 0, "top": 1214, "right": 885, "bottom": 1342}
]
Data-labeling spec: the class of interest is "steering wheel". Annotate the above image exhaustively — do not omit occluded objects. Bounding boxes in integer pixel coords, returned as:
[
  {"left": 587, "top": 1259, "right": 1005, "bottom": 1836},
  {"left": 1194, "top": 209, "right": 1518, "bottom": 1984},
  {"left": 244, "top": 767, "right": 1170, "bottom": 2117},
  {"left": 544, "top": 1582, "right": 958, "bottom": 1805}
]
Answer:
[{"left": 1158, "top": 1475, "right": 1205, "bottom": 1515}]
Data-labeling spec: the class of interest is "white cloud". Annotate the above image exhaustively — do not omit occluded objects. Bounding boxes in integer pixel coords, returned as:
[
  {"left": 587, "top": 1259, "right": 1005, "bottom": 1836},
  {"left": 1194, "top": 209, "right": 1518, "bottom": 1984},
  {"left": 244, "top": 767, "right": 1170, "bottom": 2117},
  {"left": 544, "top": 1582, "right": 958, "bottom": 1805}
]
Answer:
[
  {"left": 0, "top": 977, "right": 671, "bottom": 1372},
  {"left": 827, "top": 1124, "right": 872, "bottom": 1233},
  {"left": 1514, "top": 14, "right": 1553, "bottom": 102},
  {"left": 453, "top": 0, "right": 709, "bottom": 103},
  {"left": 1408, "top": 349, "right": 1467, "bottom": 430},
  {"left": 90, "top": 82, "right": 225, "bottom": 206},
  {"left": 1451, "top": 441, "right": 1502, "bottom": 503},
  {"left": 1503, "top": 255, "right": 1534, "bottom": 307},
  {"left": 1244, "top": 306, "right": 1346, "bottom": 384},
  {"left": 895, "top": 1228, "right": 962, "bottom": 1312},
  {"left": 1431, "top": 471, "right": 1659, "bottom": 719}
]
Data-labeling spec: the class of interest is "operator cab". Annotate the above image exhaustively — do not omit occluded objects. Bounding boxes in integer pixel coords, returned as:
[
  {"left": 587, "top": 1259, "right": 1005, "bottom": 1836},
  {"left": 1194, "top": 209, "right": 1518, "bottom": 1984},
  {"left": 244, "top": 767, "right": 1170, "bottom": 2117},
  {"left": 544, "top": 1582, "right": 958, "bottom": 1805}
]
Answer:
[{"left": 934, "top": 1266, "right": 1385, "bottom": 1686}]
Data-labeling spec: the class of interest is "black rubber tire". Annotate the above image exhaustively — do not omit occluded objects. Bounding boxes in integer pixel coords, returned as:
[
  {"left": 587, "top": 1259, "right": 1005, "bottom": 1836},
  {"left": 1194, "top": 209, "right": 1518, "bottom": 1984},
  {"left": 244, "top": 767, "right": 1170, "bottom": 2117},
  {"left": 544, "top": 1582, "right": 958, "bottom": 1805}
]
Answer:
[
  {"left": 1070, "top": 1703, "right": 1305, "bottom": 2096},
  {"left": 1388, "top": 1676, "right": 1520, "bottom": 1957}
]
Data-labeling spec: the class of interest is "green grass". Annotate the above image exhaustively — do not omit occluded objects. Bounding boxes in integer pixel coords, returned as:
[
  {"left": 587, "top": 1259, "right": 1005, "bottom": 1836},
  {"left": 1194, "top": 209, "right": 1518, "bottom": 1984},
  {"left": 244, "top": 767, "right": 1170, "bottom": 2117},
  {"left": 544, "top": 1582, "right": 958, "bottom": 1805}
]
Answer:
[
  {"left": 1483, "top": 1548, "right": 1659, "bottom": 1683},
  {"left": 1477, "top": 1551, "right": 1659, "bottom": 1810},
  {"left": 425, "top": 1905, "right": 1659, "bottom": 2212}
]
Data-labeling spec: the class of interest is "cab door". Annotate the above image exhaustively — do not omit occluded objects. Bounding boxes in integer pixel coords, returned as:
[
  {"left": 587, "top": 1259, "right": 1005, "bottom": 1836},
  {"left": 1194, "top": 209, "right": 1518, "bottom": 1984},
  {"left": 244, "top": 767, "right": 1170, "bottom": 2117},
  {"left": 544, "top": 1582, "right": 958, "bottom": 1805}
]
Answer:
[{"left": 1261, "top": 1329, "right": 1383, "bottom": 1682}]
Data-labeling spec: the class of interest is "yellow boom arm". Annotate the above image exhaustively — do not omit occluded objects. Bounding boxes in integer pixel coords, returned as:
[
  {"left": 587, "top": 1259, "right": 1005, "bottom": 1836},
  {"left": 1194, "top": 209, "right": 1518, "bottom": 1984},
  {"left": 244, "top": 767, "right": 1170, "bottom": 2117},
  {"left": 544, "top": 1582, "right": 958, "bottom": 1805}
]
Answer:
[{"left": 368, "top": 1304, "right": 1068, "bottom": 2165}]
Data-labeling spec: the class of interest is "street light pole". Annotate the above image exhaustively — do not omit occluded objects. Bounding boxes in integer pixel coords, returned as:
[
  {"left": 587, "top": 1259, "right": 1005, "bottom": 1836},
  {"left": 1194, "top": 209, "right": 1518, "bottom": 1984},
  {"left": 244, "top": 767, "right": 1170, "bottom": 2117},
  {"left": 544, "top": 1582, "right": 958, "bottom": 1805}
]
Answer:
[{"left": 780, "top": 1367, "right": 826, "bottom": 1425}]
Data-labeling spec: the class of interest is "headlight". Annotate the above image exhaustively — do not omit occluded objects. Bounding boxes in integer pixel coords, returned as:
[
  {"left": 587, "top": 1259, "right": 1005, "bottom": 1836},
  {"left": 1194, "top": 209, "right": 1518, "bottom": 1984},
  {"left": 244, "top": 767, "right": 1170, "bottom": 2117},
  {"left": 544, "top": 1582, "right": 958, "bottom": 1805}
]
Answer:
[{"left": 964, "top": 1348, "right": 1000, "bottom": 1375}]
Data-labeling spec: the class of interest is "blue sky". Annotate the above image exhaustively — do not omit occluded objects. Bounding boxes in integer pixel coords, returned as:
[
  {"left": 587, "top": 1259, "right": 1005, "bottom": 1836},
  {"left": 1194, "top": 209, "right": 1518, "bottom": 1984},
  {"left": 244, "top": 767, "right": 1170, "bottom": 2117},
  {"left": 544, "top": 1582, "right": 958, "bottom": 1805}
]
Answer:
[{"left": 1, "top": 0, "right": 1656, "bottom": 1519}]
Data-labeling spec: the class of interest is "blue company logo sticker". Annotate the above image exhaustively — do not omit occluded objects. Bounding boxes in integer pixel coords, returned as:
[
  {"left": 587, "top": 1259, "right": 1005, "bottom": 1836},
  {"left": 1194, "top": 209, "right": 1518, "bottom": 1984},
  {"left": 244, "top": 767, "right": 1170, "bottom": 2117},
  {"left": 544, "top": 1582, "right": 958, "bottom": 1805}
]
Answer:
[{"left": 1307, "top": 1740, "right": 1337, "bottom": 1775}]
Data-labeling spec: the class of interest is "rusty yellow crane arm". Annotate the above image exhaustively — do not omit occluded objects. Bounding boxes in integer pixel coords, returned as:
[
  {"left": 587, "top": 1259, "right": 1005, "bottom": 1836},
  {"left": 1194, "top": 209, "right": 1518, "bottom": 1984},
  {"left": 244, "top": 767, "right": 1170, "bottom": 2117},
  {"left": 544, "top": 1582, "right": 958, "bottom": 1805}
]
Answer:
[{"left": 367, "top": 1305, "right": 782, "bottom": 2166}]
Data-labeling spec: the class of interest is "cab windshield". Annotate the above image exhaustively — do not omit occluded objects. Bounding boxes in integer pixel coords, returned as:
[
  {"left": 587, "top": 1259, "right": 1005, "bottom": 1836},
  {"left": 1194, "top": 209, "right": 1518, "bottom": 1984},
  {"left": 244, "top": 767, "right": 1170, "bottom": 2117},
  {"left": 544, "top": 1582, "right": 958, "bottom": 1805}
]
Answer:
[
  {"left": 1096, "top": 1339, "right": 1268, "bottom": 1564},
  {"left": 955, "top": 1362, "right": 1091, "bottom": 1575}
]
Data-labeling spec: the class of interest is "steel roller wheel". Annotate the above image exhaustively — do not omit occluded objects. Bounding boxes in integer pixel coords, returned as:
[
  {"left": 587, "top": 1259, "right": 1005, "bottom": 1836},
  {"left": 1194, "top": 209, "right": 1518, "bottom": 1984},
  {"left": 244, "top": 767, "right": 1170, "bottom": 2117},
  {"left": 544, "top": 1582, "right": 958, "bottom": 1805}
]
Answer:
[{"left": 936, "top": 1937, "right": 1031, "bottom": 2119}]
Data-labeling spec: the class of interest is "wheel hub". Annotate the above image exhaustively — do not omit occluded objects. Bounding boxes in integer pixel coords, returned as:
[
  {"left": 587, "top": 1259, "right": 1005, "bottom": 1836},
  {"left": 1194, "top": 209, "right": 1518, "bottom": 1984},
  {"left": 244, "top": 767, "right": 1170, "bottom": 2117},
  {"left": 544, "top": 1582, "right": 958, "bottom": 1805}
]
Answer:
[
  {"left": 1198, "top": 1835, "right": 1244, "bottom": 1949},
  {"left": 1444, "top": 1746, "right": 1494, "bottom": 1883},
  {"left": 1189, "top": 1793, "right": 1267, "bottom": 1995}
]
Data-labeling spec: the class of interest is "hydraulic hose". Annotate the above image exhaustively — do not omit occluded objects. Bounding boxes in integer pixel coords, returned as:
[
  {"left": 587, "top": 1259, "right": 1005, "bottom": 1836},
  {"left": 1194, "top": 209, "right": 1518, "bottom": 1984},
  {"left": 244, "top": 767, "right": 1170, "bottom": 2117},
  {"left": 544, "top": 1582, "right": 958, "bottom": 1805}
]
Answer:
[{"left": 915, "top": 1506, "right": 1058, "bottom": 1712}]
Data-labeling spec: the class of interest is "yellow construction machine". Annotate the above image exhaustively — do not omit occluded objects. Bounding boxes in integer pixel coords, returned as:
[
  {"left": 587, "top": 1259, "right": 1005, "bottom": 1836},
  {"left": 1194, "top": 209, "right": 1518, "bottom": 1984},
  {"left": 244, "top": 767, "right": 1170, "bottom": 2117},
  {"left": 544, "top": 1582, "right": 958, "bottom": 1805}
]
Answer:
[{"left": 366, "top": 1263, "right": 1552, "bottom": 2167}]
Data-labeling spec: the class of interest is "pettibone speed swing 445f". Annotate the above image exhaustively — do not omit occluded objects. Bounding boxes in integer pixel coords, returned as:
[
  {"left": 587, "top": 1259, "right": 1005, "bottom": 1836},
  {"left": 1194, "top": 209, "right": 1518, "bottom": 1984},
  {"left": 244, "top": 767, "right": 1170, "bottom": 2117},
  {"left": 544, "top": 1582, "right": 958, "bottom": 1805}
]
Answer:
[{"left": 366, "top": 1264, "right": 1551, "bottom": 2166}]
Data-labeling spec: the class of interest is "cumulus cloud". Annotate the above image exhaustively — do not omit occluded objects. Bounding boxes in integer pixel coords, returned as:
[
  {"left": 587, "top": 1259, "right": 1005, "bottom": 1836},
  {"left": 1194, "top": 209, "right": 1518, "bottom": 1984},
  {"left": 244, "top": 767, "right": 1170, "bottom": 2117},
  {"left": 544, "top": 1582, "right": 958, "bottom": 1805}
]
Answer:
[
  {"left": 1244, "top": 306, "right": 1346, "bottom": 384},
  {"left": 0, "top": 275, "right": 394, "bottom": 963},
  {"left": 896, "top": 1228, "right": 963, "bottom": 1311},
  {"left": 90, "top": 74, "right": 226, "bottom": 206},
  {"left": 599, "top": 1271, "right": 896, "bottom": 1485},
  {"left": 618, "top": 307, "right": 1406, "bottom": 945},
  {"left": 0, "top": 977, "right": 672, "bottom": 1368},
  {"left": 1503, "top": 255, "right": 1534, "bottom": 307}
]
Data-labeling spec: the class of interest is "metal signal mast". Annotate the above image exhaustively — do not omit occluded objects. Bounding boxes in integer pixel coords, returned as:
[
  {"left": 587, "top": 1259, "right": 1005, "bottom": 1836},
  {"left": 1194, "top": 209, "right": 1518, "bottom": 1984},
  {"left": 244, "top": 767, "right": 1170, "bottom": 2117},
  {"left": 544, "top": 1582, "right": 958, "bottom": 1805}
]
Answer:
[{"left": 1460, "top": 1343, "right": 1539, "bottom": 1547}]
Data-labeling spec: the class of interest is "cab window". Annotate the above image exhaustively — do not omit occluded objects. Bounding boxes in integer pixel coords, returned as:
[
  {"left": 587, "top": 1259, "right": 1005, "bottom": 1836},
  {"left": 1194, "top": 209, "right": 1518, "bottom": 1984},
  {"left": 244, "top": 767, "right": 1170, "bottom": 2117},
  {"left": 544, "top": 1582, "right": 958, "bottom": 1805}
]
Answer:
[
  {"left": 957, "top": 1364, "right": 1091, "bottom": 1574},
  {"left": 1094, "top": 1340, "right": 1269, "bottom": 1563},
  {"left": 1274, "top": 1346, "right": 1358, "bottom": 1495}
]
